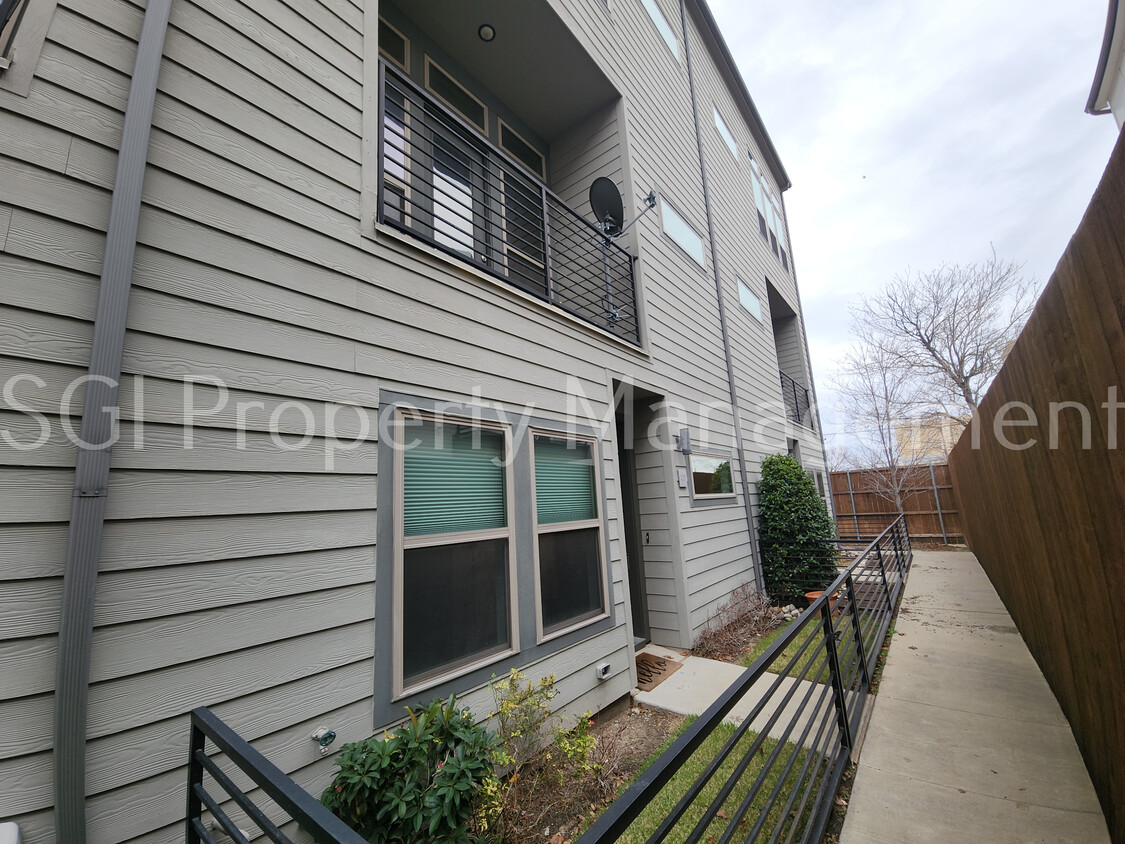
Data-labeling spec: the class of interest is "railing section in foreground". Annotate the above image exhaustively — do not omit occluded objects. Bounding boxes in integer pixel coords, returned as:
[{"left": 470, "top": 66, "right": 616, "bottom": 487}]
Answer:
[
  {"left": 186, "top": 707, "right": 366, "bottom": 844},
  {"left": 579, "top": 517, "right": 912, "bottom": 844}
]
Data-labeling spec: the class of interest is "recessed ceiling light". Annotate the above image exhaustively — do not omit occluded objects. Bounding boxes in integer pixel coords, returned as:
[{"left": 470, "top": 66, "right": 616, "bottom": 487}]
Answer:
[{"left": 478, "top": 24, "right": 496, "bottom": 42}]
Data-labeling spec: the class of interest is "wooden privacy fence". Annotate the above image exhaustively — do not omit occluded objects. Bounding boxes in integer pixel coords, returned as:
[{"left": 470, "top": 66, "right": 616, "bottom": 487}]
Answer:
[
  {"left": 948, "top": 128, "right": 1125, "bottom": 842},
  {"left": 830, "top": 463, "right": 963, "bottom": 544}
]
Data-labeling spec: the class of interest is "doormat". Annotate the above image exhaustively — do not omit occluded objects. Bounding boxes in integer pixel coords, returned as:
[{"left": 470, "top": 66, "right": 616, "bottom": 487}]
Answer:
[{"left": 635, "top": 653, "right": 682, "bottom": 692}]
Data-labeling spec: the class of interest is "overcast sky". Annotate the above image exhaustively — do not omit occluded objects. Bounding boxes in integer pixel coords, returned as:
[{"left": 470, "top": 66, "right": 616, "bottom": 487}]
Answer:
[{"left": 708, "top": 0, "right": 1120, "bottom": 447}]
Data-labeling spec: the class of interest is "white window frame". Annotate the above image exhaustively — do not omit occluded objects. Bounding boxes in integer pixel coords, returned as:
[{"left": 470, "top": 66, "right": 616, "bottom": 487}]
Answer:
[
  {"left": 659, "top": 196, "right": 706, "bottom": 267},
  {"left": 687, "top": 452, "right": 737, "bottom": 501},
  {"left": 640, "top": 0, "right": 679, "bottom": 59},
  {"left": 713, "top": 106, "right": 738, "bottom": 159},
  {"left": 392, "top": 408, "right": 519, "bottom": 700},
  {"left": 530, "top": 431, "right": 611, "bottom": 643},
  {"left": 737, "top": 279, "right": 762, "bottom": 321}
]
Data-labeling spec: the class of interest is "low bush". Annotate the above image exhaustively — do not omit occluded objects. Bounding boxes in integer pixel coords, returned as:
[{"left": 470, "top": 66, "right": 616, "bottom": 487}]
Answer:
[{"left": 320, "top": 695, "right": 497, "bottom": 843}]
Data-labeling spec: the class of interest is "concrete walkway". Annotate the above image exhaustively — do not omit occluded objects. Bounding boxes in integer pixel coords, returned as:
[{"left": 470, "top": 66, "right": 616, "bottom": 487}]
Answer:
[{"left": 841, "top": 550, "right": 1109, "bottom": 844}]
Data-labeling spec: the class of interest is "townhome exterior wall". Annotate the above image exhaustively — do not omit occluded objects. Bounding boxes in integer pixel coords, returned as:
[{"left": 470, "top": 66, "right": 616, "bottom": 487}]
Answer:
[{"left": 0, "top": 0, "right": 828, "bottom": 840}]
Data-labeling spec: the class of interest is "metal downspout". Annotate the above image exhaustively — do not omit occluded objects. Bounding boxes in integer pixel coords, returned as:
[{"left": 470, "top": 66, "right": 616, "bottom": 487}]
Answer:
[
  {"left": 679, "top": 0, "right": 764, "bottom": 588},
  {"left": 53, "top": 1, "right": 172, "bottom": 839}
]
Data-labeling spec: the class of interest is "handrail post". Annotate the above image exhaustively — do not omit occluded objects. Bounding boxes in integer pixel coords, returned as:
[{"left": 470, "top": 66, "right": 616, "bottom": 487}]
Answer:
[
  {"left": 875, "top": 543, "right": 893, "bottom": 611},
  {"left": 821, "top": 602, "right": 854, "bottom": 750},
  {"left": 186, "top": 716, "right": 206, "bottom": 844},
  {"left": 846, "top": 574, "right": 872, "bottom": 688},
  {"left": 540, "top": 183, "right": 554, "bottom": 302}
]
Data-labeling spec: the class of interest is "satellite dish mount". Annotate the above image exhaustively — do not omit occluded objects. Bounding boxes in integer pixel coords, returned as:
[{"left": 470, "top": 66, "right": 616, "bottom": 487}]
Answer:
[
  {"left": 589, "top": 177, "right": 657, "bottom": 245},
  {"left": 587, "top": 178, "right": 657, "bottom": 324}
]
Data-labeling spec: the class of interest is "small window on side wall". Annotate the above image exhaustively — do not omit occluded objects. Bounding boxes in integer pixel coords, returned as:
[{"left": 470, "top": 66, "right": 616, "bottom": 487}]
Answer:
[
  {"left": 689, "top": 454, "right": 734, "bottom": 499},
  {"left": 738, "top": 279, "right": 762, "bottom": 321},
  {"left": 659, "top": 197, "right": 706, "bottom": 267},
  {"left": 640, "top": 0, "right": 679, "bottom": 59},
  {"left": 533, "top": 434, "right": 608, "bottom": 639}
]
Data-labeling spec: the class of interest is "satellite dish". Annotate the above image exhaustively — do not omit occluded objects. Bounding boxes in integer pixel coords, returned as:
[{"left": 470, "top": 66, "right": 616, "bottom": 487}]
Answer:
[{"left": 590, "top": 177, "right": 624, "bottom": 237}]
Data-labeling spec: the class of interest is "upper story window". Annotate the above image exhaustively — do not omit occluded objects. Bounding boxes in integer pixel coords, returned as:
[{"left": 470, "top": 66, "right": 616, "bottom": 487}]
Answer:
[
  {"left": 738, "top": 279, "right": 762, "bottom": 321},
  {"left": 659, "top": 196, "right": 706, "bottom": 266},
  {"left": 749, "top": 154, "right": 790, "bottom": 269},
  {"left": 713, "top": 107, "right": 738, "bottom": 159},
  {"left": 640, "top": 0, "right": 679, "bottom": 59},
  {"left": 425, "top": 55, "right": 488, "bottom": 133},
  {"left": 378, "top": 16, "right": 409, "bottom": 71},
  {"left": 0, "top": 0, "right": 29, "bottom": 70}
]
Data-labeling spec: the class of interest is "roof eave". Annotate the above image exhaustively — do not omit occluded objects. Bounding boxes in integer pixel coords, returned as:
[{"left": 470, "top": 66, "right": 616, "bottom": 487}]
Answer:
[
  {"left": 686, "top": 0, "right": 792, "bottom": 191},
  {"left": 1087, "top": 0, "right": 1121, "bottom": 115}
]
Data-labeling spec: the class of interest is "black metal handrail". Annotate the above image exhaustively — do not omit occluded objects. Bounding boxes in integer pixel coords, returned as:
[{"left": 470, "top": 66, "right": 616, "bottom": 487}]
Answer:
[
  {"left": 186, "top": 707, "right": 366, "bottom": 844},
  {"left": 377, "top": 60, "right": 640, "bottom": 344},
  {"left": 578, "top": 516, "right": 912, "bottom": 844},
  {"left": 780, "top": 369, "right": 814, "bottom": 430}
]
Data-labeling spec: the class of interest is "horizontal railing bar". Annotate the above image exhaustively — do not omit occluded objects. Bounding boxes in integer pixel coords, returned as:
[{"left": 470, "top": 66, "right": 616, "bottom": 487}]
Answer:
[
  {"left": 194, "top": 782, "right": 251, "bottom": 844},
  {"left": 385, "top": 61, "right": 632, "bottom": 260},
  {"left": 196, "top": 750, "right": 294, "bottom": 844},
  {"left": 579, "top": 516, "right": 910, "bottom": 842},
  {"left": 190, "top": 816, "right": 219, "bottom": 844},
  {"left": 705, "top": 669, "right": 838, "bottom": 844},
  {"left": 189, "top": 708, "right": 367, "bottom": 844}
]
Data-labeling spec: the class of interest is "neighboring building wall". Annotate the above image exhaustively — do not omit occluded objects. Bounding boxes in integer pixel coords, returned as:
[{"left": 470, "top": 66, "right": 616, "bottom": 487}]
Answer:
[
  {"left": 948, "top": 128, "right": 1125, "bottom": 844},
  {"left": 0, "top": 0, "right": 830, "bottom": 840}
]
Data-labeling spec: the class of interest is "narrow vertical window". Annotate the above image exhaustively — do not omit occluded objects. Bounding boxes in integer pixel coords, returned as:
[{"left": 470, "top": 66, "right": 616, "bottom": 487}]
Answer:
[
  {"left": 640, "top": 0, "right": 679, "bottom": 59},
  {"left": 397, "top": 413, "right": 515, "bottom": 693},
  {"left": 533, "top": 435, "right": 608, "bottom": 638},
  {"left": 713, "top": 107, "right": 737, "bottom": 158}
]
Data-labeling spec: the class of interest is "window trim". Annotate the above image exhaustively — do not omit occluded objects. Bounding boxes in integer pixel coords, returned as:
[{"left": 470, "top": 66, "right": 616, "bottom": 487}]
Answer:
[
  {"left": 737, "top": 278, "right": 762, "bottom": 322},
  {"left": 713, "top": 106, "right": 738, "bottom": 159},
  {"left": 658, "top": 195, "right": 707, "bottom": 268},
  {"left": 530, "top": 431, "right": 611, "bottom": 644},
  {"left": 640, "top": 0, "right": 679, "bottom": 59},
  {"left": 377, "top": 15, "right": 410, "bottom": 73},
  {"left": 0, "top": 0, "right": 60, "bottom": 97},
  {"left": 424, "top": 54, "right": 489, "bottom": 134},
  {"left": 373, "top": 393, "right": 618, "bottom": 730},
  {"left": 686, "top": 451, "right": 738, "bottom": 503},
  {"left": 498, "top": 118, "right": 546, "bottom": 180},
  {"left": 391, "top": 407, "right": 519, "bottom": 700}
]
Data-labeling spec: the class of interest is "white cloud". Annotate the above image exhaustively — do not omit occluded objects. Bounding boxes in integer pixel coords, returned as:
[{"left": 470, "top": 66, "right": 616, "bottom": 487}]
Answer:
[{"left": 709, "top": 0, "right": 1119, "bottom": 425}]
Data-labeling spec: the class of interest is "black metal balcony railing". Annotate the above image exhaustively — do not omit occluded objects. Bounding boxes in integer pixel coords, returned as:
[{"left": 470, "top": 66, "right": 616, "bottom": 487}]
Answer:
[
  {"left": 186, "top": 707, "right": 366, "bottom": 844},
  {"left": 377, "top": 61, "right": 640, "bottom": 345},
  {"left": 780, "top": 369, "right": 814, "bottom": 430},
  {"left": 579, "top": 517, "right": 912, "bottom": 844}
]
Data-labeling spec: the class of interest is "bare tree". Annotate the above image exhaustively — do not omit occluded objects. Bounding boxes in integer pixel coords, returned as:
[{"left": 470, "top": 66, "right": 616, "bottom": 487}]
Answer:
[
  {"left": 851, "top": 250, "right": 1036, "bottom": 416},
  {"left": 834, "top": 339, "right": 929, "bottom": 514}
]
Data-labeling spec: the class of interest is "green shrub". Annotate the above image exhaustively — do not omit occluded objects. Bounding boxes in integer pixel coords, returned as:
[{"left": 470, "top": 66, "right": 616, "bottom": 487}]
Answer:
[
  {"left": 757, "top": 454, "right": 838, "bottom": 602},
  {"left": 320, "top": 695, "right": 497, "bottom": 843}
]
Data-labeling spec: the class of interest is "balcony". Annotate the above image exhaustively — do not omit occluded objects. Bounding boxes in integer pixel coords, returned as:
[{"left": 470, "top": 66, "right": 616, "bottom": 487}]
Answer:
[
  {"left": 780, "top": 369, "right": 814, "bottom": 430},
  {"left": 377, "top": 60, "right": 640, "bottom": 345}
]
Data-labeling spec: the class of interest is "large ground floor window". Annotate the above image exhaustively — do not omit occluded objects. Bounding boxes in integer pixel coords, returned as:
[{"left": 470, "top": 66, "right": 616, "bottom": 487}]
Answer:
[{"left": 374, "top": 395, "right": 617, "bottom": 727}]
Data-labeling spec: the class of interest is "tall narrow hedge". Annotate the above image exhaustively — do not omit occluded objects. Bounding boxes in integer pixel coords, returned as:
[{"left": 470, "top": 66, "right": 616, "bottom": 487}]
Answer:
[{"left": 756, "top": 454, "right": 838, "bottom": 602}]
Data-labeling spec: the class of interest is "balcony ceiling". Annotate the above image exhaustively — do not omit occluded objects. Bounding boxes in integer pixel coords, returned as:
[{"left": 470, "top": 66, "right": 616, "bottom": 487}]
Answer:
[{"left": 396, "top": 0, "right": 619, "bottom": 142}]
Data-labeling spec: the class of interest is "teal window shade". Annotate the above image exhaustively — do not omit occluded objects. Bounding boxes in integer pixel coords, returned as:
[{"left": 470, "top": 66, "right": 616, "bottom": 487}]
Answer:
[
  {"left": 535, "top": 436, "right": 597, "bottom": 524},
  {"left": 404, "top": 420, "right": 507, "bottom": 536}
]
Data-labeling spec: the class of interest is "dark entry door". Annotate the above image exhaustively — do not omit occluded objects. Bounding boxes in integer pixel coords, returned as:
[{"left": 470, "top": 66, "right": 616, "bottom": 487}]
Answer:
[{"left": 616, "top": 402, "right": 649, "bottom": 647}]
